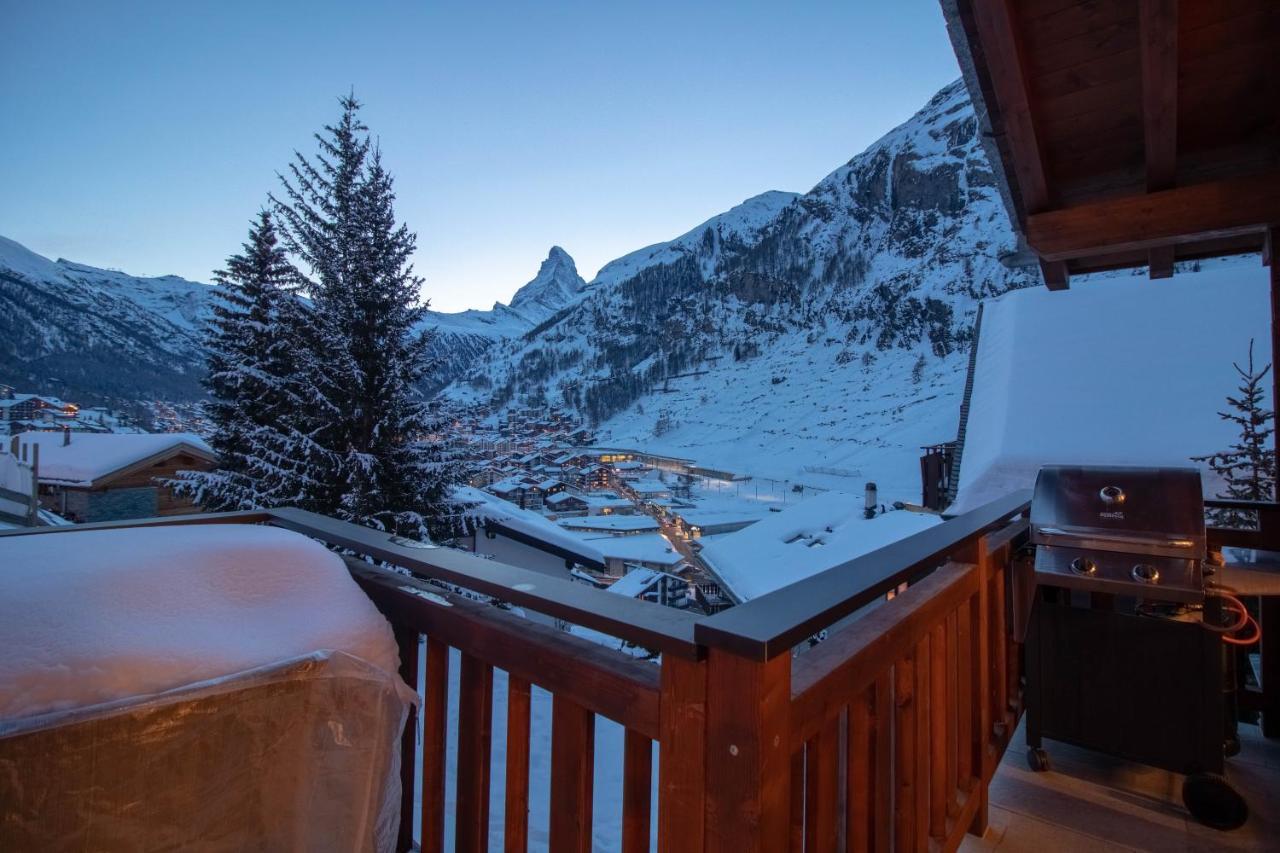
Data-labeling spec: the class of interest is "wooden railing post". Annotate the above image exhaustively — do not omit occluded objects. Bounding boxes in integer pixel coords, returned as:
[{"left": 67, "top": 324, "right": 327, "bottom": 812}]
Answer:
[
  {"left": 658, "top": 655, "right": 707, "bottom": 853},
  {"left": 968, "top": 535, "right": 992, "bottom": 837},
  {"left": 703, "top": 648, "right": 791, "bottom": 853},
  {"left": 393, "top": 625, "right": 419, "bottom": 853}
]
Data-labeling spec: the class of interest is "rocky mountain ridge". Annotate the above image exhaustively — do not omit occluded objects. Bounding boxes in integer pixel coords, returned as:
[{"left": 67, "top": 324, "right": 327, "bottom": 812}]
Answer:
[{"left": 442, "top": 80, "right": 1040, "bottom": 496}]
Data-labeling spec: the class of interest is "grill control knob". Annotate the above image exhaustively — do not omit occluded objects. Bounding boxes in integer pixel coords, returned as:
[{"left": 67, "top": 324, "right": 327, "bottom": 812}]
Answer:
[
  {"left": 1070, "top": 557, "right": 1098, "bottom": 575},
  {"left": 1099, "top": 485, "right": 1126, "bottom": 505},
  {"left": 1131, "top": 563, "right": 1160, "bottom": 583}
]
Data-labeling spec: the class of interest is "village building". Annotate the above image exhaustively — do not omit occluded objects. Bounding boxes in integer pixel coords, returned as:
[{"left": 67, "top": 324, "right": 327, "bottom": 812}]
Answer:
[
  {"left": 455, "top": 487, "right": 606, "bottom": 588},
  {"left": 700, "top": 492, "right": 940, "bottom": 603},
  {"left": 559, "top": 515, "right": 660, "bottom": 536},
  {"left": 17, "top": 431, "right": 217, "bottom": 523},
  {"left": 671, "top": 507, "right": 768, "bottom": 538},
  {"left": 605, "top": 566, "right": 690, "bottom": 609},
  {"left": 543, "top": 491, "right": 589, "bottom": 515},
  {"left": 581, "top": 532, "right": 686, "bottom": 576}
]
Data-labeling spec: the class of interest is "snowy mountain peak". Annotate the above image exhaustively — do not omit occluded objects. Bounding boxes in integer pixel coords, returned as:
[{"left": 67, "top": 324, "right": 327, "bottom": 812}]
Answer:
[{"left": 509, "top": 246, "right": 587, "bottom": 317}]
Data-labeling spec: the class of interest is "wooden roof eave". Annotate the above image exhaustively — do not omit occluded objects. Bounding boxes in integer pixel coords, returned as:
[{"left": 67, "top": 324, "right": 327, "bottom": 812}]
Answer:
[
  {"left": 83, "top": 443, "right": 219, "bottom": 491},
  {"left": 943, "top": 0, "right": 1279, "bottom": 284}
]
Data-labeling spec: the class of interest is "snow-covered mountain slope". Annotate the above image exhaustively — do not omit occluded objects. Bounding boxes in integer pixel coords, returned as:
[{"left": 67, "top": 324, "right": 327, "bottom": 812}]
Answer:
[
  {"left": 0, "top": 236, "right": 216, "bottom": 403},
  {"left": 444, "top": 80, "right": 1042, "bottom": 500},
  {"left": 591, "top": 190, "right": 799, "bottom": 288}
]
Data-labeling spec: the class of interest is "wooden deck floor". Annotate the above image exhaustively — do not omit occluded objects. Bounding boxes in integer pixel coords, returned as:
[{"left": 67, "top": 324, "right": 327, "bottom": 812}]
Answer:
[{"left": 960, "top": 721, "right": 1279, "bottom": 852}]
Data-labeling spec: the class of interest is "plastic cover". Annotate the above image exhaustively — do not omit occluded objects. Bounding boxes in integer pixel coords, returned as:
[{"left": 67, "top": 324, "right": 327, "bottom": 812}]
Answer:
[{"left": 0, "top": 650, "right": 415, "bottom": 852}]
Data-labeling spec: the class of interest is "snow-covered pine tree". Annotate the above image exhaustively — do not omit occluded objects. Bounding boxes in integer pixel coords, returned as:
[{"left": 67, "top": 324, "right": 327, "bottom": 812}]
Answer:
[
  {"left": 171, "top": 211, "right": 328, "bottom": 510},
  {"left": 272, "top": 95, "right": 461, "bottom": 540},
  {"left": 1194, "top": 339, "right": 1276, "bottom": 528}
]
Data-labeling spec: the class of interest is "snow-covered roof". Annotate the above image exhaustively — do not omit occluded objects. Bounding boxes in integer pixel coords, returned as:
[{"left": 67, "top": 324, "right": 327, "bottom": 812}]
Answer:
[
  {"left": 455, "top": 486, "right": 605, "bottom": 567},
  {"left": 17, "top": 431, "right": 215, "bottom": 486},
  {"left": 606, "top": 567, "right": 663, "bottom": 598},
  {"left": 545, "top": 492, "right": 586, "bottom": 506},
  {"left": 560, "top": 515, "right": 661, "bottom": 533},
  {"left": 700, "top": 493, "right": 942, "bottom": 601},
  {"left": 582, "top": 495, "right": 633, "bottom": 510},
  {"left": 488, "top": 476, "right": 534, "bottom": 493},
  {"left": 675, "top": 507, "right": 771, "bottom": 530},
  {"left": 950, "top": 263, "right": 1272, "bottom": 514},
  {"left": 581, "top": 533, "right": 684, "bottom": 567},
  {"left": 0, "top": 524, "right": 402, "bottom": 723}
]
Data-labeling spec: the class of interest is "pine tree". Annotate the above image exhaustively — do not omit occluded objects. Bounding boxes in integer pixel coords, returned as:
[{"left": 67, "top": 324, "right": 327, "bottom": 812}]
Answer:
[
  {"left": 171, "top": 211, "right": 327, "bottom": 510},
  {"left": 272, "top": 95, "right": 460, "bottom": 540},
  {"left": 1194, "top": 339, "right": 1276, "bottom": 528}
]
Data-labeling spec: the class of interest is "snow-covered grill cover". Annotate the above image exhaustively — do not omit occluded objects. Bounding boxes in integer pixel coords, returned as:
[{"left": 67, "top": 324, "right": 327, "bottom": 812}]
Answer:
[{"left": 0, "top": 524, "right": 416, "bottom": 852}]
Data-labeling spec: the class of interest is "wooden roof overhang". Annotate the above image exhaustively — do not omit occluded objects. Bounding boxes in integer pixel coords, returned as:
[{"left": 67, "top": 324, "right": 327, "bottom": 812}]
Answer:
[{"left": 941, "top": 0, "right": 1280, "bottom": 288}]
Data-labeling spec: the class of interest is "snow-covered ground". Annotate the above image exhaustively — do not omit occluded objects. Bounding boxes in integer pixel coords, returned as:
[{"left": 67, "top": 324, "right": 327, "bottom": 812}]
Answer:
[{"left": 600, "top": 341, "right": 965, "bottom": 505}]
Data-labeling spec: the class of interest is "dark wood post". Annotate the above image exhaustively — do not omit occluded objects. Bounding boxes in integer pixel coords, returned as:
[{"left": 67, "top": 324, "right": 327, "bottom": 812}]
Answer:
[
  {"left": 393, "top": 626, "right": 420, "bottom": 853},
  {"left": 658, "top": 655, "right": 708, "bottom": 853},
  {"left": 703, "top": 648, "right": 791, "bottom": 853}
]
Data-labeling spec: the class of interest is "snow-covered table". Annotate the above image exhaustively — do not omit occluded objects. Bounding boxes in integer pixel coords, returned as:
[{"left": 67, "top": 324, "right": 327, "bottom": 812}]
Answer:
[{"left": 0, "top": 524, "right": 415, "bottom": 852}]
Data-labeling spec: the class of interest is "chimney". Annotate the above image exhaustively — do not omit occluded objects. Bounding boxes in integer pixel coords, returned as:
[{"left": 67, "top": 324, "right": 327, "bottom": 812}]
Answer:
[
  {"left": 864, "top": 482, "right": 878, "bottom": 519},
  {"left": 63, "top": 426, "right": 71, "bottom": 446}
]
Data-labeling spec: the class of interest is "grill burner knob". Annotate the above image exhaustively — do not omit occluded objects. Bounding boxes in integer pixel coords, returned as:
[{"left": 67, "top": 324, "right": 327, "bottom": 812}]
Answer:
[
  {"left": 1131, "top": 563, "right": 1160, "bottom": 583},
  {"left": 1070, "top": 557, "right": 1098, "bottom": 575},
  {"left": 1099, "top": 485, "right": 1126, "bottom": 505}
]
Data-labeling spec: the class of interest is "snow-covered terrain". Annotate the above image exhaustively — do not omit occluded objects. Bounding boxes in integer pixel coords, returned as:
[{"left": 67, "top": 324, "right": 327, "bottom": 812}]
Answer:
[
  {"left": 0, "top": 236, "right": 216, "bottom": 402},
  {"left": 446, "top": 80, "right": 1041, "bottom": 502}
]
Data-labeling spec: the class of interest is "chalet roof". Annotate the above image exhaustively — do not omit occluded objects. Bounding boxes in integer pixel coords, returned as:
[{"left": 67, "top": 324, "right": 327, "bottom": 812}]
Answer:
[
  {"left": 582, "top": 533, "right": 684, "bottom": 568},
  {"left": 455, "top": 486, "right": 606, "bottom": 569},
  {"left": 605, "top": 567, "right": 664, "bottom": 598},
  {"left": 942, "top": 0, "right": 1280, "bottom": 284},
  {"left": 17, "top": 431, "right": 215, "bottom": 488},
  {"left": 949, "top": 261, "right": 1270, "bottom": 513},
  {"left": 701, "top": 495, "right": 941, "bottom": 602},
  {"left": 560, "top": 515, "right": 660, "bottom": 534},
  {"left": 545, "top": 492, "right": 586, "bottom": 506}
]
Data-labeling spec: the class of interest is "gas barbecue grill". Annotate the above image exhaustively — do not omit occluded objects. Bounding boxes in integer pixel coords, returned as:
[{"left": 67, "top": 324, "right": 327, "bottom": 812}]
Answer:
[
  {"left": 1023, "top": 465, "right": 1248, "bottom": 830},
  {"left": 1030, "top": 465, "right": 1206, "bottom": 602}
]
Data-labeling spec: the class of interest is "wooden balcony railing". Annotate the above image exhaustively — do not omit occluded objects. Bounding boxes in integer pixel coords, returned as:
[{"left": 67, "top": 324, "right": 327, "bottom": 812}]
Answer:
[{"left": 0, "top": 491, "right": 1033, "bottom": 852}]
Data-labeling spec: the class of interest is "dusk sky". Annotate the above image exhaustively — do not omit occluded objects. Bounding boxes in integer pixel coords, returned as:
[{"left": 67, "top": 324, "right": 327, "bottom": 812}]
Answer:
[{"left": 1, "top": 1, "right": 961, "bottom": 313}]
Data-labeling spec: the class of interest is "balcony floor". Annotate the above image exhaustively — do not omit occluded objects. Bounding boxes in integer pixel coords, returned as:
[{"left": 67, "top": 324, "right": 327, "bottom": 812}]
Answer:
[{"left": 960, "top": 720, "right": 1278, "bottom": 852}]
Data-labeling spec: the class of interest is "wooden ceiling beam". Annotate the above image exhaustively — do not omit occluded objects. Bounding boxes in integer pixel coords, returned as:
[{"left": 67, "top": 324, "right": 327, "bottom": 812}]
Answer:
[
  {"left": 969, "top": 0, "right": 1070, "bottom": 289},
  {"left": 1026, "top": 171, "right": 1280, "bottom": 262},
  {"left": 1140, "top": 0, "right": 1179, "bottom": 279}
]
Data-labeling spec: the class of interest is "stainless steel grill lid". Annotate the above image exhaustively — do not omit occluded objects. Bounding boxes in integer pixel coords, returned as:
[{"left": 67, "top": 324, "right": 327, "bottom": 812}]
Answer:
[{"left": 1029, "top": 465, "right": 1206, "bottom": 561}]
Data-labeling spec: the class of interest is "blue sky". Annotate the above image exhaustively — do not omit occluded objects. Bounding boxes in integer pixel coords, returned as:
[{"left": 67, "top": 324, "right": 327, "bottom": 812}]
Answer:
[{"left": 0, "top": 1, "right": 960, "bottom": 312}]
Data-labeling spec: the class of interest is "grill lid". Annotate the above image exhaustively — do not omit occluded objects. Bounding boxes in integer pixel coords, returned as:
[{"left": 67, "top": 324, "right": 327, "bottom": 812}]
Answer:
[{"left": 1029, "top": 465, "right": 1206, "bottom": 560}]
